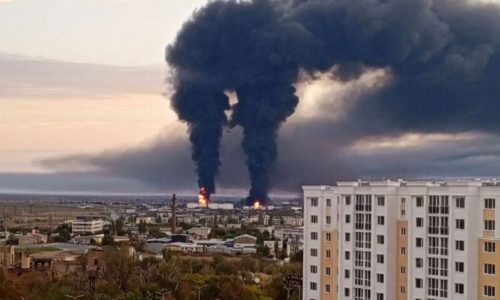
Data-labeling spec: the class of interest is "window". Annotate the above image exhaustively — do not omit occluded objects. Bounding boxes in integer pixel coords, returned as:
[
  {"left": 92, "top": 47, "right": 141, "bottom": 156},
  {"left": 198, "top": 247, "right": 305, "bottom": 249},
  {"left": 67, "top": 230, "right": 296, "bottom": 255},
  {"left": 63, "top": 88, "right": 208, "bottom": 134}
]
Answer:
[
  {"left": 484, "top": 263, "right": 496, "bottom": 275},
  {"left": 485, "top": 198, "right": 496, "bottom": 209},
  {"left": 311, "top": 248, "right": 318, "bottom": 256},
  {"left": 377, "top": 273, "right": 384, "bottom": 283},
  {"left": 325, "top": 284, "right": 331, "bottom": 293},
  {"left": 401, "top": 209, "right": 406, "bottom": 216},
  {"left": 455, "top": 262, "right": 464, "bottom": 272},
  {"left": 377, "top": 235, "right": 385, "bottom": 245},
  {"left": 377, "top": 216, "right": 385, "bottom": 225},
  {"left": 401, "top": 247, "right": 406, "bottom": 255},
  {"left": 416, "top": 258, "right": 423, "bottom": 268},
  {"left": 325, "top": 267, "right": 331, "bottom": 276},
  {"left": 484, "top": 285, "right": 495, "bottom": 297},
  {"left": 456, "top": 197, "right": 465, "bottom": 208},
  {"left": 326, "top": 232, "right": 332, "bottom": 241},
  {"left": 345, "top": 251, "right": 350, "bottom": 260},
  {"left": 455, "top": 283, "right": 464, "bottom": 294},
  {"left": 485, "top": 242, "right": 496, "bottom": 253},
  {"left": 311, "top": 232, "right": 318, "bottom": 240},
  {"left": 310, "top": 282, "right": 317, "bottom": 291},
  {"left": 325, "top": 250, "right": 331, "bottom": 258},
  {"left": 326, "top": 198, "right": 331, "bottom": 207},
  {"left": 400, "top": 286, "right": 406, "bottom": 294},
  {"left": 485, "top": 220, "right": 495, "bottom": 231},
  {"left": 456, "top": 219, "right": 465, "bottom": 230},
  {"left": 401, "top": 197, "right": 406, "bottom": 203},
  {"left": 416, "top": 217, "right": 423, "bottom": 227},
  {"left": 376, "top": 293, "right": 384, "bottom": 300},
  {"left": 416, "top": 278, "right": 423, "bottom": 288},
  {"left": 310, "top": 265, "right": 317, "bottom": 273},
  {"left": 416, "top": 237, "right": 423, "bottom": 247},
  {"left": 345, "top": 233, "right": 350, "bottom": 242},
  {"left": 345, "top": 288, "right": 350, "bottom": 297},
  {"left": 400, "top": 227, "right": 406, "bottom": 235},
  {"left": 377, "top": 254, "right": 384, "bottom": 264},
  {"left": 416, "top": 197, "right": 423, "bottom": 207},
  {"left": 345, "top": 269, "right": 350, "bottom": 278},
  {"left": 456, "top": 240, "right": 465, "bottom": 251},
  {"left": 377, "top": 196, "right": 385, "bottom": 206},
  {"left": 345, "top": 195, "right": 351, "bottom": 205},
  {"left": 400, "top": 266, "right": 406, "bottom": 274},
  {"left": 310, "top": 198, "right": 318, "bottom": 207},
  {"left": 345, "top": 214, "right": 351, "bottom": 223},
  {"left": 311, "top": 215, "right": 318, "bottom": 223},
  {"left": 326, "top": 216, "right": 331, "bottom": 224}
]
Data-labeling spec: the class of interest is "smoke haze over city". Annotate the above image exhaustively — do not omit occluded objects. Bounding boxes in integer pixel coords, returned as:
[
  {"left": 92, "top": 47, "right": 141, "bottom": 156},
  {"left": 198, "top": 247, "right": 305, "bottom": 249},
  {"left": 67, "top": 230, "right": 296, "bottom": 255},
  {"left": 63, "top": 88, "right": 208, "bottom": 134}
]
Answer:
[{"left": 3, "top": 0, "right": 500, "bottom": 196}]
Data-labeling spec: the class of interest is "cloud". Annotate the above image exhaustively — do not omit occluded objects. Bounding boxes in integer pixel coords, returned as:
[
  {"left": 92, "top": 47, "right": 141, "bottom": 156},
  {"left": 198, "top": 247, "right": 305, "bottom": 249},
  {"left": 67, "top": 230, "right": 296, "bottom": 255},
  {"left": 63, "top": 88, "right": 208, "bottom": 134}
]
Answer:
[{"left": 0, "top": 53, "right": 165, "bottom": 99}]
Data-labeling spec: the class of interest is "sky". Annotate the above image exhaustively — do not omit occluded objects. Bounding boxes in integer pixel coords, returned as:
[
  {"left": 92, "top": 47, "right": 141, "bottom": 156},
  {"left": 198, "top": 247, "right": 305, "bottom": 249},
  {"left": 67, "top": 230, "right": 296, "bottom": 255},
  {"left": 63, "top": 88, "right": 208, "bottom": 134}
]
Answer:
[
  {"left": 3, "top": 0, "right": 500, "bottom": 195},
  {"left": 0, "top": 0, "right": 204, "bottom": 190}
]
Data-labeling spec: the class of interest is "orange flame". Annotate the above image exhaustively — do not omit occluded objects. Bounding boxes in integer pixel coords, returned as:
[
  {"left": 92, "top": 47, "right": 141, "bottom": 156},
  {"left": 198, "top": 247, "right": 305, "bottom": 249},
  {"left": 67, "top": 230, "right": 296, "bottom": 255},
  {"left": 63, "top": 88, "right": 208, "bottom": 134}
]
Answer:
[
  {"left": 198, "top": 187, "right": 209, "bottom": 206},
  {"left": 253, "top": 201, "right": 261, "bottom": 209}
]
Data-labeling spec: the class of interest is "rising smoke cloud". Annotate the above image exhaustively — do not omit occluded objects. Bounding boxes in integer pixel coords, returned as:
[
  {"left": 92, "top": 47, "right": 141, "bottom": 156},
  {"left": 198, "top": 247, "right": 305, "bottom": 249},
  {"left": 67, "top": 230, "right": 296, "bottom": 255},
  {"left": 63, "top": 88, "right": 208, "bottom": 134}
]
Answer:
[{"left": 166, "top": 0, "right": 500, "bottom": 204}]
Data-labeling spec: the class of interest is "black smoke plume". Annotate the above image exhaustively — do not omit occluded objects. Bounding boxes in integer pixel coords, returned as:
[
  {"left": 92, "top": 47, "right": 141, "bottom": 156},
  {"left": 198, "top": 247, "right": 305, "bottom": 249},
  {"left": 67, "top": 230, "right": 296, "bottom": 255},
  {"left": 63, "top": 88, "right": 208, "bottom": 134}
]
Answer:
[{"left": 167, "top": 0, "right": 500, "bottom": 204}]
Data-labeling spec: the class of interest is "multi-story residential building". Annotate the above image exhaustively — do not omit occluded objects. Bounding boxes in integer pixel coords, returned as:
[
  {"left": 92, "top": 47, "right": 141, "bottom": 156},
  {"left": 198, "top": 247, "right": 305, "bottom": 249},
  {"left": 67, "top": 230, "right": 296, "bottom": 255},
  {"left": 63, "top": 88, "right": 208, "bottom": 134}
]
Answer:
[
  {"left": 303, "top": 179, "right": 500, "bottom": 300},
  {"left": 72, "top": 216, "right": 104, "bottom": 235}
]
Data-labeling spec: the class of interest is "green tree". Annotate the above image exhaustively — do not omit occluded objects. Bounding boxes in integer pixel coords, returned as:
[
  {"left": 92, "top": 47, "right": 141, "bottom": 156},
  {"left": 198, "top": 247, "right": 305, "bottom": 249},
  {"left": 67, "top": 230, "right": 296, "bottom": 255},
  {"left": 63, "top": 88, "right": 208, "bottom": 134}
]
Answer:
[
  {"left": 102, "top": 234, "right": 115, "bottom": 246},
  {"left": 138, "top": 221, "right": 147, "bottom": 234}
]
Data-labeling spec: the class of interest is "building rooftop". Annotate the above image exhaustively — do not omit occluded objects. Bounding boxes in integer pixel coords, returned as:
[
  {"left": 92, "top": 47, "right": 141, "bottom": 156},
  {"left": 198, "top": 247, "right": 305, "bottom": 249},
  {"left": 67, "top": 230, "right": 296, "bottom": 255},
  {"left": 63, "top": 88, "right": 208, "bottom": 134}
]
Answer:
[{"left": 304, "top": 178, "right": 500, "bottom": 189}]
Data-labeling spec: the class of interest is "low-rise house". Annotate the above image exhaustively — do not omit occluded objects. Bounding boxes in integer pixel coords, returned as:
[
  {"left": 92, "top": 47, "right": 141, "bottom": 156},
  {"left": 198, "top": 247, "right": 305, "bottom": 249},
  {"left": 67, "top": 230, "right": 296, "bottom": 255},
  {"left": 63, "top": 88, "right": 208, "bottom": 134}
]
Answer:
[
  {"left": 113, "top": 235, "right": 130, "bottom": 244},
  {"left": 224, "top": 223, "right": 242, "bottom": 229},
  {"left": 18, "top": 229, "right": 48, "bottom": 246},
  {"left": 188, "top": 227, "right": 211, "bottom": 239},
  {"left": 207, "top": 244, "right": 256, "bottom": 255},
  {"left": 166, "top": 242, "right": 203, "bottom": 253},
  {"left": 232, "top": 234, "right": 257, "bottom": 248},
  {"left": 273, "top": 226, "right": 303, "bottom": 241},
  {"left": 282, "top": 216, "right": 303, "bottom": 227},
  {"left": 29, "top": 251, "right": 83, "bottom": 278},
  {"left": 72, "top": 234, "right": 104, "bottom": 245},
  {"left": 136, "top": 216, "right": 154, "bottom": 224},
  {"left": 143, "top": 242, "right": 168, "bottom": 255},
  {"left": 85, "top": 248, "right": 106, "bottom": 275},
  {"left": 0, "top": 245, "right": 15, "bottom": 269}
]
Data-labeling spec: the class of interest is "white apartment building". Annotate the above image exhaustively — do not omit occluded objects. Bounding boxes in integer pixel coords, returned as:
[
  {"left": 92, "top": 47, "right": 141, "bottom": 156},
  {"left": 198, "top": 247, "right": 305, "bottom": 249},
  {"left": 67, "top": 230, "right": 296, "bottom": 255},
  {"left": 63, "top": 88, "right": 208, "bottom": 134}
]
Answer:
[
  {"left": 72, "top": 216, "right": 104, "bottom": 235},
  {"left": 303, "top": 179, "right": 500, "bottom": 300}
]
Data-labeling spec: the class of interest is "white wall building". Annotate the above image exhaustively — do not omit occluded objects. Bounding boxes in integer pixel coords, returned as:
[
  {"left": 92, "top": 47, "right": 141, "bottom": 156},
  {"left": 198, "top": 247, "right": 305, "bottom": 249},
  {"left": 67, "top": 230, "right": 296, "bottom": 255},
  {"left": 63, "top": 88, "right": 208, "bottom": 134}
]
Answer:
[
  {"left": 72, "top": 216, "right": 104, "bottom": 235},
  {"left": 303, "top": 179, "right": 500, "bottom": 300}
]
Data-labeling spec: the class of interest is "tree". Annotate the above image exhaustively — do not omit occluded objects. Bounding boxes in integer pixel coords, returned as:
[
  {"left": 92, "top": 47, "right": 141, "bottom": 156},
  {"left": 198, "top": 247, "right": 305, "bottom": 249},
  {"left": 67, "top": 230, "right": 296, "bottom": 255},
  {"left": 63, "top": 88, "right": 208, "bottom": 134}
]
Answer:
[
  {"left": 138, "top": 221, "right": 147, "bottom": 234},
  {"left": 115, "top": 218, "right": 126, "bottom": 236},
  {"left": 290, "top": 249, "right": 303, "bottom": 263},
  {"left": 104, "top": 247, "right": 137, "bottom": 292},
  {"left": 102, "top": 234, "right": 115, "bottom": 246},
  {"left": 52, "top": 223, "right": 72, "bottom": 242},
  {"left": 256, "top": 244, "right": 270, "bottom": 257}
]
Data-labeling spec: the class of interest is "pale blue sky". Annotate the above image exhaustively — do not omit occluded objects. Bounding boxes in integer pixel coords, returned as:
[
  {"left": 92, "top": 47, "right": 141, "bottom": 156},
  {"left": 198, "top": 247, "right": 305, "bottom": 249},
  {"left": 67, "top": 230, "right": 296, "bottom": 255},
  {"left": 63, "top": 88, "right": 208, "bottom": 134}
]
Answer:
[{"left": 0, "top": 0, "right": 207, "bottom": 65}]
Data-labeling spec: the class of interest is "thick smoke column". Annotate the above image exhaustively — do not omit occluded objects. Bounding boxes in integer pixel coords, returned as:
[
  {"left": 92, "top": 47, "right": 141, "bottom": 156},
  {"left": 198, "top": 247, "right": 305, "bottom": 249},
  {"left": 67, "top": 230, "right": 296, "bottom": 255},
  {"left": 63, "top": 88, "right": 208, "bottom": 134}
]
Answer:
[
  {"left": 167, "top": 0, "right": 500, "bottom": 204},
  {"left": 169, "top": 85, "right": 229, "bottom": 197}
]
